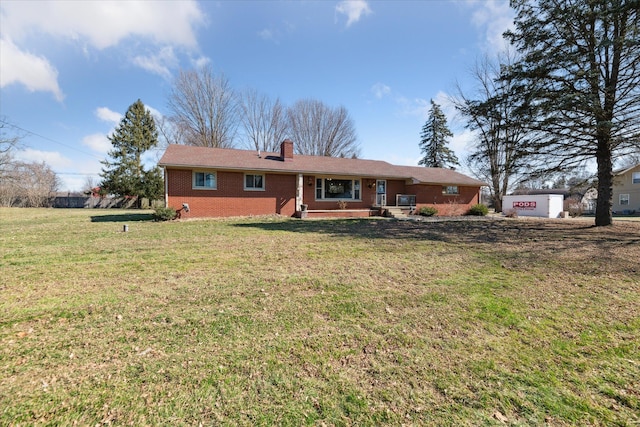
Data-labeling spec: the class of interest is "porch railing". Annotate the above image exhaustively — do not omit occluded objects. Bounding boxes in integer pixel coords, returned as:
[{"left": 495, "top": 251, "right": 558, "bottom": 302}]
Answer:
[{"left": 396, "top": 194, "right": 416, "bottom": 206}]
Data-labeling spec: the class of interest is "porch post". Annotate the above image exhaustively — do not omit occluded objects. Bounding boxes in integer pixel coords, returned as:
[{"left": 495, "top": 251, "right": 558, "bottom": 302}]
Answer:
[
  {"left": 164, "top": 168, "right": 169, "bottom": 207},
  {"left": 296, "top": 173, "right": 303, "bottom": 211}
]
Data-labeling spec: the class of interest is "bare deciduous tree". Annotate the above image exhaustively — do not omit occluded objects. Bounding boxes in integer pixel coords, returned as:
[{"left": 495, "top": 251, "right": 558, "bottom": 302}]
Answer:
[
  {"left": 287, "top": 99, "right": 360, "bottom": 158},
  {"left": 453, "top": 51, "right": 533, "bottom": 212},
  {"left": 0, "top": 118, "right": 21, "bottom": 180},
  {"left": 239, "top": 89, "right": 289, "bottom": 153},
  {"left": 23, "top": 162, "right": 61, "bottom": 207},
  {"left": 0, "top": 161, "right": 61, "bottom": 207},
  {"left": 156, "top": 114, "right": 184, "bottom": 147},
  {"left": 167, "top": 65, "right": 239, "bottom": 148}
]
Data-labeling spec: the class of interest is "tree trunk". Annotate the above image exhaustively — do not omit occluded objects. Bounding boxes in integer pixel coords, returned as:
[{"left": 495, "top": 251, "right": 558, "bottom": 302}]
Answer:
[
  {"left": 493, "top": 194, "right": 503, "bottom": 213},
  {"left": 595, "top": 142, "right": 613, "bottom": 227},
  {"left": 492, "top": 173, "right": 503, "bottom": 213}
]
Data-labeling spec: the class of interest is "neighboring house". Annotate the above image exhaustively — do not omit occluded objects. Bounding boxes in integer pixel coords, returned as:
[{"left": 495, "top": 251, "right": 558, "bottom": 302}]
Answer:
[
  {"left": 612, "top": 163, "right": 640, "bottom": 214},
  {"left": 158, "top": 140, "right": 486, "bottom": 219}
]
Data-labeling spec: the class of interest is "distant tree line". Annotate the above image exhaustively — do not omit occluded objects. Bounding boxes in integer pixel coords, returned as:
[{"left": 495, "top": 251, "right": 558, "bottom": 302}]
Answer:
[{"left": 0, "top": 119, "right": 61, "bottom": 207}]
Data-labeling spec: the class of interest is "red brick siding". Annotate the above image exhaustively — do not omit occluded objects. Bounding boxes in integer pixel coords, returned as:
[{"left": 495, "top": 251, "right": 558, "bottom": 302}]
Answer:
[
  {"left": 384, "top": 179, "right": 407, "bottom": 206},
  {"left": 166, "top": 168, "right": 296, "bottom": 218},
  {"left": 166, "top": 169, "right": 480, "bottom": 218},
  {"left": 408, "top": 184, "right": 479, "bottom": 215}
]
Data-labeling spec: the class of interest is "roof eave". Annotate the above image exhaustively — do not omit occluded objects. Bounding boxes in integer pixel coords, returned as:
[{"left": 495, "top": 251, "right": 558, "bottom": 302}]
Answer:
[
  {"left": 159, "top": 162, "right": 413, "bottom": 179},
  {"left": 615, "top": 163, "right": 640, "bottom": 176},
  {"left": 159, "top": 160, "right": 487, "bottom": 186}
]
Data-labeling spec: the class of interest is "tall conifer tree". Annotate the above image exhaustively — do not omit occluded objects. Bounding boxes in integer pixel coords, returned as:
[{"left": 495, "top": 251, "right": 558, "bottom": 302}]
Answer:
[
  {"left": 100, "top": 99, "right": 163, "bottom": 207},
  {"left": 418, "top": 100, "right": 459, "bottom": 169}
]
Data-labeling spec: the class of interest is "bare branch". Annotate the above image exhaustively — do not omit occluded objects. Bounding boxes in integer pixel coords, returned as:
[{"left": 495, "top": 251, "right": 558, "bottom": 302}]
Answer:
[
  {"left": 167, "top": 65, "right": 239, "bottom": 148},
  {"left": 287, "top": 99, "right": 360, "bottom": 158}
]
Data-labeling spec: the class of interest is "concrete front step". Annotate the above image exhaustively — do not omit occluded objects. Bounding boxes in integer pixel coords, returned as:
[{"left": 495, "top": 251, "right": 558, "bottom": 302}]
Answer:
[{"left": 385, "top": 207, "right": 409, "bottom": 218}]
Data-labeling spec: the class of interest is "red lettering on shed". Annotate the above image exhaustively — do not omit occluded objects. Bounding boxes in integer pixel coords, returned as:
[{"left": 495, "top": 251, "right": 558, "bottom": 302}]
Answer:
[{"left": 513, "top": 201, "right": 536, "bottom": 209}]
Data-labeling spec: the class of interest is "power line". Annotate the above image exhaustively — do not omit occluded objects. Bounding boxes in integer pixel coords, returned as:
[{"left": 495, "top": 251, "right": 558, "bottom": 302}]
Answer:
[
  {"left": 1, "top": 119, "right": 105, "bottom": 161},
  {"left": 54, "top": 172, "right": 100, "bottom": 176}
]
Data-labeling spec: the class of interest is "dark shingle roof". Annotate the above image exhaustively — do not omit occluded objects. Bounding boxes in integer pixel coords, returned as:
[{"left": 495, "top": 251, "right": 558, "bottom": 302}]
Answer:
[{"left": 158, "top": 144, "right": 486, "bottom": 187}]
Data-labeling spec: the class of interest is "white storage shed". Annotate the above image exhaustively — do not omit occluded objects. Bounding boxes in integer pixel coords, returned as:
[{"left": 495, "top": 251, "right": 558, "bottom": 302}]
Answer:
[{"left": 503, "top": 194, "right": 565, "bottom": 218}]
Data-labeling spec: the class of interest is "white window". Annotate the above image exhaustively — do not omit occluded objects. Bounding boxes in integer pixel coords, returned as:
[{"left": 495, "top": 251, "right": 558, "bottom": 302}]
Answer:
[
  {"left": 620, "top": 194, "right": 630, "bottom": 205},
  {"left": 632, "top": 172, "right": 640, "bottom": 184},
  {"left": 244, "top": 174, "right": 265, "bottom": 191},
  {"left": 442, "top": 185, "right": 459, "bottom": 195},
  {"left": 315, "top": 178, "right": 360, "bottom": 200},
  {"left": 193, "top": 171, "right": 216, "bottom": 189}
]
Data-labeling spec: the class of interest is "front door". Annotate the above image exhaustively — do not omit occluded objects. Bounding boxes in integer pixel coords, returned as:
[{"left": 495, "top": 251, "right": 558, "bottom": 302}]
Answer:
[{"left": 376, "top": 180, "right": 387, "bottom": 206}]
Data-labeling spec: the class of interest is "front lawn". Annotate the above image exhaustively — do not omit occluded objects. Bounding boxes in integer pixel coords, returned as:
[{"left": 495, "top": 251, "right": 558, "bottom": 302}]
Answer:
[{"left": 1, "top": 208, "right": 638, "bottom": 425}]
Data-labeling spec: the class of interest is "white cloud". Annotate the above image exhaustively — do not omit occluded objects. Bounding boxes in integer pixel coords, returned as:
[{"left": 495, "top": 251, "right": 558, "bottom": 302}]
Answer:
[
  {"left": 432, "top": 91, "right": 457, "bottom": 120},
  {"left": 0, "top": 1, "right": 205, "bottom": 97},
  {"left": 58, "top": 176, "right": 89, "bottom": 193},
  {"left": 15, "top": 148, "right": 72, "bottom": 169},
  {"left": 2, "top": 1, "right": 205, "bottom": 50},
  {"left": 400, "top": 91, "right": 459, "bottom": 123},
  {"left": 257, "top": 21, "right": 295, "bottom": 44},
  {"left": 465, "top": 0, "right": 514, "bottom": 55},
  {"left": 95, "top": 107, "right": 122, "bottom": 124},
  {"left": 336, "top": 0, "right": 372, "bottom": 27},
  {"left": 145, "top": 105, "right": 164, "bottom": 121},
  {"left": 82, "top": 133, "right": 111, "bottom": 154},
  {"left": 0, "top": 38, "right": 64, "bottom": 101},
  {"left": 450, "top": 128, "right": 475, "bottom": 155},
  {"left": 396, "top": 96, "right": 430, "bottom": 119},
  {"left": 258, "top": 28, "right": 276, "bottom": 42},
  {"left": 132, "top": 46, "right": 178, "bottom": 79},
  {"left": 371, "top": 82, "right": 391, "bottom": 99},
  {"left": 191, "top": 56, "right": 211, "bottom": 69}
]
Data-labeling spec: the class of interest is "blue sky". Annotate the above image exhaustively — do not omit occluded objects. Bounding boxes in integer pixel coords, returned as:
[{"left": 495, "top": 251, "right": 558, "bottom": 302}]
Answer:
[{"left": 0, "top": 0, "right": 514, "bottom": 192}]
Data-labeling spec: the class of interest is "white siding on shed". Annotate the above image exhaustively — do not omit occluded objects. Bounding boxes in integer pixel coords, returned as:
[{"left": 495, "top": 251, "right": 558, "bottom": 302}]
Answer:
[{"left": 503, "top": 194, "right": 564, "bottom": 218}]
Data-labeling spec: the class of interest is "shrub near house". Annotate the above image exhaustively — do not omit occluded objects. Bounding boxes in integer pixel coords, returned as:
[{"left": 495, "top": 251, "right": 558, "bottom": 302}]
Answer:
[{"left": 467, "top": 204, "right": 489, "bottom": 216}]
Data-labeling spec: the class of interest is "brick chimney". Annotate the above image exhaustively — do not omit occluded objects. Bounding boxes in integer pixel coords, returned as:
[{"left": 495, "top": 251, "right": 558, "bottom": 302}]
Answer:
[{"left": 280, "top": 139, "right": 294, "bottom": 161}]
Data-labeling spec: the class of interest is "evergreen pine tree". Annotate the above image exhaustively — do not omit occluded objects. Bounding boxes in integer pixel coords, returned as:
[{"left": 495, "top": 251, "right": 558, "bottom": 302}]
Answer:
[
  {"left": 418, "top": 100, "right": 459, "bottom": 169},
  {"left": 100, "top": 99, "right": 162, "bottom": 207},
  {"left": 504, "top": 0, "right": 640, "bottom": 227}
]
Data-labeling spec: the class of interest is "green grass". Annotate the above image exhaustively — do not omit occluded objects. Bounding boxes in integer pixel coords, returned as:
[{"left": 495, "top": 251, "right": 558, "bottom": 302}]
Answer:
[{"left": 1, "top": 208, "right": 639, "bottom": 425}]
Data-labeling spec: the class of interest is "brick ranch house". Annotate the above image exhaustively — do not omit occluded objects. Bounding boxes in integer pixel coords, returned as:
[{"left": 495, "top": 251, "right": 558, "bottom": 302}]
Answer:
[{"left": 158, "top": 140, "right": 486, "bottom": 219}]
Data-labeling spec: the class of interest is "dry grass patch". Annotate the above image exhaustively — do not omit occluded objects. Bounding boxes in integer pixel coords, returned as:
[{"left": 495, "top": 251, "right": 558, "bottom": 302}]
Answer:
[{"left": 1, "top": 209, "right": 638, "bottom": 425}]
